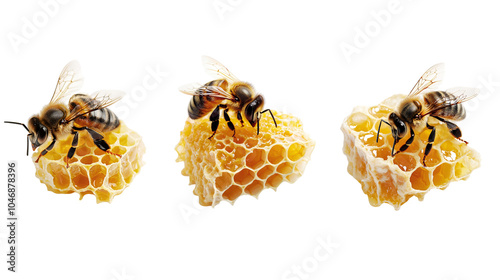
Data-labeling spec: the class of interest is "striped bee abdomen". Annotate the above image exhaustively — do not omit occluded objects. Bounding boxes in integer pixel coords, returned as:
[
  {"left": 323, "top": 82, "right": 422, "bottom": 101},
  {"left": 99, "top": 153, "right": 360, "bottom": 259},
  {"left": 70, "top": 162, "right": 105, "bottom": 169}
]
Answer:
[
  {"left": 188, "top": 79, "right": 227, "bottom": 119},
  {"left": 70, "top": 94, "right": 120, "bottom": 131},
  {"left": 424, "top": 91, "right": 466, "bottom": 121},
  {"left": 86, "top": 108, "right": 120, "bottom": 131}
]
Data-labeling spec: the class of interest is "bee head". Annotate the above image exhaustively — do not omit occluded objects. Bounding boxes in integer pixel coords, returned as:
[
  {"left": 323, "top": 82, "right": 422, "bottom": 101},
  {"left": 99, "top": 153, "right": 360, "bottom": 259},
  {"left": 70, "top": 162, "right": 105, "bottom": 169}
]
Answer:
[
  {"left": 27, "top": 116, "right": 49, "bottom": 150},
  {"left": 388, "top": 112, "right": 407, "bottom": 139},
  {"left": 244, "top": 94, "right": 264, "bottom": 127}
]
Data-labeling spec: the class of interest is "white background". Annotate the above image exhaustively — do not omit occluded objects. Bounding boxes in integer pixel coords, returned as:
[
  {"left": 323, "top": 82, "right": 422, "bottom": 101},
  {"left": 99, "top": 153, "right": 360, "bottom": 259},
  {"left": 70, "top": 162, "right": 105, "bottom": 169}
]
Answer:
[{"left": 1, "top": 1, "right": 499, "bottom": 279}]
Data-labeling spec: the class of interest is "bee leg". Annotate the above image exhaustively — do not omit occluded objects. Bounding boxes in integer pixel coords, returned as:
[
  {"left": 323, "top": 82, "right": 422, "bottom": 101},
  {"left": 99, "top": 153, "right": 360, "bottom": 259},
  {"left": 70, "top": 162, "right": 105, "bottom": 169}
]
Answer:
[
  {"left": 223, "top": 108, "right": 236, "bottom": 137},
  {"left": 237, "top": 111, "right": 244, "bottom": 127},
  {"left": 423, "top": 123, "right": 436, "bottom": 167},
  {"left": 395, "top": 127, "right": 415, "bottom": 155},
  {"left": 64, "top": 131, "right": 80, "bottom": 168},
  {"left": 208, "top": 105, "right": 221, "bottom": 140},
  {"left": 433, "top": 116, "right": 468, "bottom": 144},
  {"left": 35, "top": 137, "right": 57, "bottom": 163},
  {"left": 84, "top": 127, "right": 121, "bottom": 158}
]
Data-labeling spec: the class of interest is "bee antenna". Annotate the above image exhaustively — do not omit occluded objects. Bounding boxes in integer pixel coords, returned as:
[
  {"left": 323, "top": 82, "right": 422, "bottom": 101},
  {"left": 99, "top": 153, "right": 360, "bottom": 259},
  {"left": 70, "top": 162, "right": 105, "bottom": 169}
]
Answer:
[
  {"left": 5, "top": 121, "right": 29, "bottom": 132},
  {"left": 26, "top": 133, "right": 33, "bottom": 156},
  {"left": 391, "top": 136, "right": 398, "bottom": 156},
  {"left": 260, "top": 109, "right": 277, "bottom": 128},
  {"left": 256, "top": 109, "right": 278, "bottom": 136},
  {"left": 376, "top": 119, "right": 391, "bottom": 143},
  {"left": 5, "top": 121, "right": 31, "bottom": 155},
  {"left": 257, "top": 118, "right": 260, "bottom": 135}
]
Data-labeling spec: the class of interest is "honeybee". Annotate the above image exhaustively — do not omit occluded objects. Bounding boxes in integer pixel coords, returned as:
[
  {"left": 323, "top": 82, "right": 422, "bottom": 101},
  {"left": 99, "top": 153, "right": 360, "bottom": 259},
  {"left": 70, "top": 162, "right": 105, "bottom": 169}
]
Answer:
[
  {"left": 180, "top": 56, "right": 277, "bottom": 139},
  {"left": 5, "top": 61, "right": 124, "bottom": 167},
  {"left": 377, "top": 63, "right": 478, "bottom": 166}
]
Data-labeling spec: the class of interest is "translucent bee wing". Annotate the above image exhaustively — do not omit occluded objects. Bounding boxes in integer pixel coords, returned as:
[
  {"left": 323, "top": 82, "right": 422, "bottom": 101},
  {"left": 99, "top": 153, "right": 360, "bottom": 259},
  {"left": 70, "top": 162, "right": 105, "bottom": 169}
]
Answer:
[
  {"left": 50, "top": 60, "right": 84, "bottom": 104},
  {"left": 201, "top": 56, "right": 239, "bottom": 84},
  {"left": 179, "top": 83, "right": 234, "bottom": 100},
  {"left": 90, "top": 90, "right": 126, "bottom": 106},
  {"left": 421, "top": 87, "right": 479, "bottom": 117},
  {"left": 408, "top": 63, "right": 444, "bottom": 97},
  {"left": 179, "top": 83, "right": 203, "bottom": 95},
  {"left": 65, "top": 90, "right": 125, "bottom": 122},
  {"left": 445, "top": 87, "right": 480, "bottom": 102}
]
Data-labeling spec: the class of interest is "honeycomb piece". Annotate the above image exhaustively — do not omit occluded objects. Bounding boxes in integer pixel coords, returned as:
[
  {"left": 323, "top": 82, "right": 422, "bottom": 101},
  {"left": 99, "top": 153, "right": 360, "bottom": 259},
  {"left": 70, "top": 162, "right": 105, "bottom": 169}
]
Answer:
[
  {"left": 175, "top": 111, "right": 315, "bottom": 206},
  {"left": 32, "top": 123, "right": 146, "bottom": 203},
  {"left": 341, "top": 94, "right": 480, "bottom": 210}
]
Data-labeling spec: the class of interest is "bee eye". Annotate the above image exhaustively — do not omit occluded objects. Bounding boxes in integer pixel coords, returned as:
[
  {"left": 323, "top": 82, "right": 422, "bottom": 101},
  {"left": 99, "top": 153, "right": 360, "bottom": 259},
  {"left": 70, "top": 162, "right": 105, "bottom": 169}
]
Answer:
[
  {"left": 396, "top": 121, "right": 407, "bottom": 137},
  {"left": 35, "top": 125, "right": 48, "bottom": 144},
  {"left": 244, "top": 102, "right": 257, "bottom": 126},
  {"left": 244, "top": 95, "right": 264, "bottom": 127},
  {"left": 388, "top": 113, "right": 407, "bottom": 138}
]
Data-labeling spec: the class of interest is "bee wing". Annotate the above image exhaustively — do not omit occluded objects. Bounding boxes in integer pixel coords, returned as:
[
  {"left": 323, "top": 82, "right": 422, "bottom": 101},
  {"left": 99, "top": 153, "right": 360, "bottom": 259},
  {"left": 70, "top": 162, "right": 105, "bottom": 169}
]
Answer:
[
  {"left": 50, "top": 60, "right": 84, "bottom": 104},
  {"left": 179, "top": 83, "right": 204, "bottom": 95},
  {"left": 65, "top": 90, "right": 125, "bottom": 122},
  {"left": 201, "top": 56, "right": 239, "bottom": 84},
  {"left": 445, "top": 87, "right": 480, "bottom": 101},
  {"left": 421, "top": 87, "right": 479, "bottom": 117},
  {"left": 408, "top": 63, "right": 444, "bottom": 97},
  {"left": 179, "top": 83, "right": 234, "bottom": 100}
]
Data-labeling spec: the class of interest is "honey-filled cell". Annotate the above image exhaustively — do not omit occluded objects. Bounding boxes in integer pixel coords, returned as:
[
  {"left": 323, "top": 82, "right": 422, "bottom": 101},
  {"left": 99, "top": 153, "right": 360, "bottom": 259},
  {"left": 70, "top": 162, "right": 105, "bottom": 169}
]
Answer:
[
  {"left": 176, "top": 111, "right": 315, "bottom": 206},
  {"left": 342, "top": 94, "right": 480, "bottom": 210},
  {"left": 32, "top": 123, "right": 145, "bottom": 203}
]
